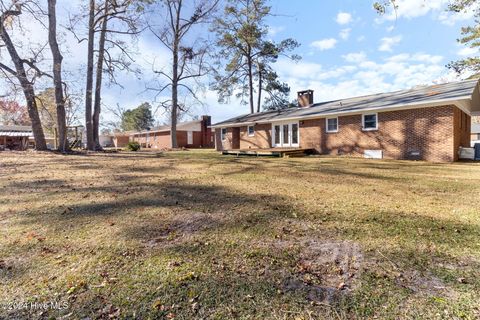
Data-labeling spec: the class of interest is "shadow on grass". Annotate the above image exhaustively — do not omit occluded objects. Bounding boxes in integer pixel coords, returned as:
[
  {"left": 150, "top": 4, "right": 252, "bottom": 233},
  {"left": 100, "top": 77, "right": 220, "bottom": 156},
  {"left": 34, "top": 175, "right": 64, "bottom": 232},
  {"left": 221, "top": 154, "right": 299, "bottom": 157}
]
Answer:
[{"left": 3, "top": 153, "right": 480, "bottom": 319}]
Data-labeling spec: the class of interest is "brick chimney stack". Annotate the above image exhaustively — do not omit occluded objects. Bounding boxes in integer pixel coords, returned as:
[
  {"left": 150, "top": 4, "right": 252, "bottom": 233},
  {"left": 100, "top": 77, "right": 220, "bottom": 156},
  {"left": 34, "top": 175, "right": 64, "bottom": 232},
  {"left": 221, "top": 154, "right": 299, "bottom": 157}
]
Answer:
[
  {"left": 297, "top": 90, "right": 314, "bottom": 108},
  {"left": 200, "top": 115, "right": 213, "bottom": 147}
]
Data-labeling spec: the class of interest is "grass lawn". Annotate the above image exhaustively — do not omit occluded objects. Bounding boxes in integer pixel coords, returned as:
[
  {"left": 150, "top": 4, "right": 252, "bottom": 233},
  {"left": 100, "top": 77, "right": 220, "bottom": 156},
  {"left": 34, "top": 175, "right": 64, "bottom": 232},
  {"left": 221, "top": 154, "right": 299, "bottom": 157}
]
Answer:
[{"left": 1, "top": 150, "right": 479, "bottom": 319}]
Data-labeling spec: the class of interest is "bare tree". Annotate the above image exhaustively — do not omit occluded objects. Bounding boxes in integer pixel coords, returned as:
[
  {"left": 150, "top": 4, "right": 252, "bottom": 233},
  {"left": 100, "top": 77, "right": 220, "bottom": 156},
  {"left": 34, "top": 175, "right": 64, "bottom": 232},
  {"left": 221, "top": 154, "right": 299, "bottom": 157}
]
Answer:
[
  {"left": 104, "top": 102, "right": 126, "bottom": 131},
  {"left": 69, "top": 0, "right": 143, "bottom": 150},
  {"left": 92, "top": 0, "right": 109, "bottom": 149},
  {"left": 35, "top": 87, "right": 80, "bottom": 136},
  {"left": 47, "top": 0, "right": 68, "bottom": 152},
  {"left": 0, "top": 1, "right": 47, "bottom": 150},
  {"left": 83, "top": 0, "right": 96, "bottom": 150},
  {"left": 148, "top": 0, "right": 219, "bottom": 148}
]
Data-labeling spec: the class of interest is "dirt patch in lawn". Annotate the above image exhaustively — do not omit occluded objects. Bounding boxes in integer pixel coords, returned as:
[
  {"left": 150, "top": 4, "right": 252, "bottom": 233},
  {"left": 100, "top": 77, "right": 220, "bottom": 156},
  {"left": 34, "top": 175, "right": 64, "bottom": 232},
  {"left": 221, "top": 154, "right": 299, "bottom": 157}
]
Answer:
[
  {"left": 395, "top": 269, "right": 456, "bottom": 299},
  {"left": 280, "top": 239, "right": 363, "bottom": 305}
]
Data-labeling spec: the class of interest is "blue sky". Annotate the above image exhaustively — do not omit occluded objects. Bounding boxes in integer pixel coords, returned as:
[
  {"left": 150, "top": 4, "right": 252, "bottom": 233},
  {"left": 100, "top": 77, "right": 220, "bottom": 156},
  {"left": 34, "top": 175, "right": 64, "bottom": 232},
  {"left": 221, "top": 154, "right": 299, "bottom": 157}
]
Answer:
[
  {"left": 1, "top": 0, "right": 476, "bottom": 126},
  {"left": 102, "top": 0, "right": 475, "bottom": 124}
]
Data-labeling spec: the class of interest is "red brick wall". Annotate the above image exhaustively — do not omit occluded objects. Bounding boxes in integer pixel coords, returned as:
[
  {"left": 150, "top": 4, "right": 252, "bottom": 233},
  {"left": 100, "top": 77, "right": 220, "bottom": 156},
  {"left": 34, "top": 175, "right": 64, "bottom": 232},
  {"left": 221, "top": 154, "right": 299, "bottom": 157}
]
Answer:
[
  {"left": 216, "top": 124, "right": 273, "bottom": 150},
  {"left": 133, "top": 130, "right": 208, "bottom": 149},
  {"left": 132, "top": 132, "right": 170, "bottom": 149},
  {"left": 152, "top": 132, "right": 171, "bottom": 149},
  {"left": 113, "top": 136, "right": 130, "bottom": 148},
  {"left": 216, "top": 127, "right": 233, "bottom": 151},
  {"left": 239, "top": 124, "right": 272, "bottom": 149},
  {"left": 300, "top": 105, "right": 460, "bottom": 162}
]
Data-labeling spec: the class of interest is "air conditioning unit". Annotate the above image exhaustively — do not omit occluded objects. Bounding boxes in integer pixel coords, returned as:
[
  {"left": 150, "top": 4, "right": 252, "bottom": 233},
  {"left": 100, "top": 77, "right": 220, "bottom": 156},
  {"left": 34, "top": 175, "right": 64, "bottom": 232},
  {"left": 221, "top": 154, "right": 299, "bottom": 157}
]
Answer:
[{"left": 459, "top": 147, "right": 475, "bottom": 160}]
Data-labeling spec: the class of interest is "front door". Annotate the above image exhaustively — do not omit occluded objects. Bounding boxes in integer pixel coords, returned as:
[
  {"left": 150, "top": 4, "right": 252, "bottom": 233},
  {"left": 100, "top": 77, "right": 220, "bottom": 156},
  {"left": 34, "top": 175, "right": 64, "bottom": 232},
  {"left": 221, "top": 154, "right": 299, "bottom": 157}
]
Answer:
[{"left": 272, "top": 122, "right": 299, "bottom": 148}]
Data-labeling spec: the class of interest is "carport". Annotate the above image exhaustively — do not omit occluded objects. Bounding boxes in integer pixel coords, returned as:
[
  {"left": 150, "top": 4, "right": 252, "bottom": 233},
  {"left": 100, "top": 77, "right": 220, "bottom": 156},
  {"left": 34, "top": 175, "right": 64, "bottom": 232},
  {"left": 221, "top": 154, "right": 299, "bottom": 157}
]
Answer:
[{"left": 0, "top": 125, "right": 33, "bottom": 151}]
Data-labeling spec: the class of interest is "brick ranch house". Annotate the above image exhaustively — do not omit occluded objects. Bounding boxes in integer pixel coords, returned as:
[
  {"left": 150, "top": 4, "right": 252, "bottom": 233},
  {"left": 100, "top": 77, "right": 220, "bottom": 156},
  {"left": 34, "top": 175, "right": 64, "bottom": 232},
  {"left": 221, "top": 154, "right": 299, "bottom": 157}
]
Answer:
[
  {"left": 126, "top": 116, "right": 214, "bottom": 149},
  {"left": 212, "top": 80, "right": 480, "bottom": 162}
]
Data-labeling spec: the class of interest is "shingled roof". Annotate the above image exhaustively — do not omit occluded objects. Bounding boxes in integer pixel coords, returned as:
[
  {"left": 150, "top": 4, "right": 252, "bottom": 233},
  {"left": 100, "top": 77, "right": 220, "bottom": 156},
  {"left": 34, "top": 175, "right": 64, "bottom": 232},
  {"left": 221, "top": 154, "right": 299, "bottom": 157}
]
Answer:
[{"left": 212, "top": 79, "right": 479, "bottom": 128}]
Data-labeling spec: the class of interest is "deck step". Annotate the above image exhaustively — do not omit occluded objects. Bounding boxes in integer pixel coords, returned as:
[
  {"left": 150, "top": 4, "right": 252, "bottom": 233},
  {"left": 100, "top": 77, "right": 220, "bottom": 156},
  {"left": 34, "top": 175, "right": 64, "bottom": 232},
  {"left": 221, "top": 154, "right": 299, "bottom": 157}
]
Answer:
[{"left": 222, "top": 148, "right": 313, "bottom": 158}]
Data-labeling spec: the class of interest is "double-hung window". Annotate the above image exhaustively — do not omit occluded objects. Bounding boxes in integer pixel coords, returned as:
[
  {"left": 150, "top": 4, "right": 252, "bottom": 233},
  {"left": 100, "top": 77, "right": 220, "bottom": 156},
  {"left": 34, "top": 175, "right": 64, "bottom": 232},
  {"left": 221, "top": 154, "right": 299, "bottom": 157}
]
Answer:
[
  {"left": 362, "top": 113, "right": 378, "bottom": 131},
  {"left": 221, "top": 128, "right": 227, "bottom": 141},
  {"left": 326, "top": 117, "right": 338, "bottom": 133},
  {"left": 247, "top": 125, "right": 255, "bottom": 136}
]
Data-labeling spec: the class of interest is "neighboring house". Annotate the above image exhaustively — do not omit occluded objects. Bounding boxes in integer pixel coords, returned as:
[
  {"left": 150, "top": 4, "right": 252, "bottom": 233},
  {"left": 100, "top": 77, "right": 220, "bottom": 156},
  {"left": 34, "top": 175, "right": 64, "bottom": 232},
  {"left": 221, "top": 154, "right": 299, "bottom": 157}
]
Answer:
[
  {"left": 80, "top": 132, "right": 125, "bottom": 148},
  {"left": 472, "top": 122, "right": 480, "bottom": 146},
  {"left": 130, "top": 116, "right": 213, "bottom": 149},
  {"left": 99, "top": 135, "right": 114, "bottom": 148},
  {"left": 112, "top": 133, "right": 131, "bottom": 148},
  {"left": 0, "top": 125, "right": 32, "bottom": 151},
  {"left": 212, "top": 80, "right": 480, "bottom": 162}
]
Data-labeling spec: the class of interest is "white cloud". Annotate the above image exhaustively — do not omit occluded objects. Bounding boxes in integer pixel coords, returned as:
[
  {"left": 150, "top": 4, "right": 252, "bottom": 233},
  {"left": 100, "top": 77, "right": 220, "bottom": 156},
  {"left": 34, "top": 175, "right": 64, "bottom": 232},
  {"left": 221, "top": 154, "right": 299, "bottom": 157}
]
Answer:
[
  {"left": 268, "top": 26, "right": 285, "bottom": 37},
  {"left": 274, "top": 60, "right": 323, "bottom": 80},
  {"left": 438, "top": 8, "right": 475, "bottom": 25},
  {"left": 457, "top": 46, "right": 478, "bottom": 57},
  {"left": 385, "top": 53, "right": 410, "bottom": 62},
  {"left": 272, "top": 52, "right": 453, "bottom": 113},
  {"left": 379, "top": 36, "right": 402, "bottom": 52},
  {"left": 310, "top": 38, "right": 338, "bottom": 51},
  {"left": 339, "top": 28, "right": 351, "bottom": 40},
  {"left": 357, "top": 35, "right": 366, "bottom": 42},
  {"left": 384, "top": 53, "right": 443, "bottom": 64},
  {"left": 342, "top": 52, "right": 367, "bottom": 63},
  {"left": 411, "top": 53, "right": 443, "bottom": 64},
  {"left": 378, "top": 0, "right": 474, "bottom": 25},
  {"left": 382, "top": 0, "right": 447, "bottom": 20},
  {"left": 336, "top": 12, "right": 352, "bottom": 25}
]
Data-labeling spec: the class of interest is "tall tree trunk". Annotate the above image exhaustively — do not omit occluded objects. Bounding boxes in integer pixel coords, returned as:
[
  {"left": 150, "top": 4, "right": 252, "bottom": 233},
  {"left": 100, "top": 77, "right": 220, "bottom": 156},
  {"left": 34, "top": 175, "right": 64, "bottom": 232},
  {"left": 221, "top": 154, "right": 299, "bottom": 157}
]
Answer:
[
  {"left": 247, "top": 48, "right": 254, "bottom": 114},
  {"left": 171, "top": 79, "right": 178, "bottom": 149},
  {"left": 170, "top": 2, "right": 181, "bottom": 149},
  {"left": 85, "top": 0, "right": 95, "bottom": 150},
  {"left": 47, "top": 0, "right": 68, "bottom": 152},
  {"left": 93, "top": 0, "right": 109, "bottom": 150},
  {"left": 171, "top": 45, "right": 178, "bottom": 148},
  {"left": 256, "top": 62, "right": 262, "bottom": 113},
  {"left": 0, "top": 13, "right": 47, "bottom": 150}
]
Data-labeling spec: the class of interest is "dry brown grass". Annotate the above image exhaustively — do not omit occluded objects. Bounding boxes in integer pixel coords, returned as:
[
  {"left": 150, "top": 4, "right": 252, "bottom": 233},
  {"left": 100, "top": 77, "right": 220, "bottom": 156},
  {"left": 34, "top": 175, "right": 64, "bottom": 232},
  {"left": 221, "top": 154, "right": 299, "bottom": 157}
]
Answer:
[{"left": 1, "top": 150, "right": 479, "bottom": 319}]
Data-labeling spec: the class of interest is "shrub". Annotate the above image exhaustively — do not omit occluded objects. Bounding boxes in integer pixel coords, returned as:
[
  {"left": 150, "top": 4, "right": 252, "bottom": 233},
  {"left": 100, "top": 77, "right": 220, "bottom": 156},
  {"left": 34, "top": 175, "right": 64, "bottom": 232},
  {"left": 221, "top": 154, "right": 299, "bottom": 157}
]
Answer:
[{"left": 126, "top": 141, "right": 141, "bottom": 152}]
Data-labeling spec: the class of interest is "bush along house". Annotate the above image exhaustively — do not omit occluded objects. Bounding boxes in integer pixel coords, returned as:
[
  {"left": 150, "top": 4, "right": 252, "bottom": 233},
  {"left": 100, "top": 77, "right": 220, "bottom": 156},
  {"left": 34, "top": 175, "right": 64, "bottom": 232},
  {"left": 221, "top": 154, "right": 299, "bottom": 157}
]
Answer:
[{"left": 211, "top": 80, "right": 480, "bottom": 162}]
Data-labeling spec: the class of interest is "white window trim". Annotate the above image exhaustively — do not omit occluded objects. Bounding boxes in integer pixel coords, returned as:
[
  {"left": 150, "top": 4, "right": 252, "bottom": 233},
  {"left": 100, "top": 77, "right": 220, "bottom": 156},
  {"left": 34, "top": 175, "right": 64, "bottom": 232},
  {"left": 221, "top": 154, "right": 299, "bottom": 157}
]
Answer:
[
  {"left": 247, "top": 125, "right": 255, "bottom": 137},
  {"left": 271, "top": 121, "right": 300, "bottom": 148},
  {"left": 362, "top": 113, "right": 378, "bottom": 131},
  {"left": 221, "top": 128, "right": 227, "bottom": 141},
  {"left": 325, "top": 117, "right": 339, "bottom": 133}
]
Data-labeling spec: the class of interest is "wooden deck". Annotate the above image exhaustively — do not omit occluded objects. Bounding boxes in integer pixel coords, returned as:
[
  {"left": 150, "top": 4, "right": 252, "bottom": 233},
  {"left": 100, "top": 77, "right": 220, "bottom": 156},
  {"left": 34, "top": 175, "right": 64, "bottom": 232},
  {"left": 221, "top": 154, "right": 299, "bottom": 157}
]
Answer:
[{"left": 222, "top": 148, "right": 314, "bottom": 158}]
